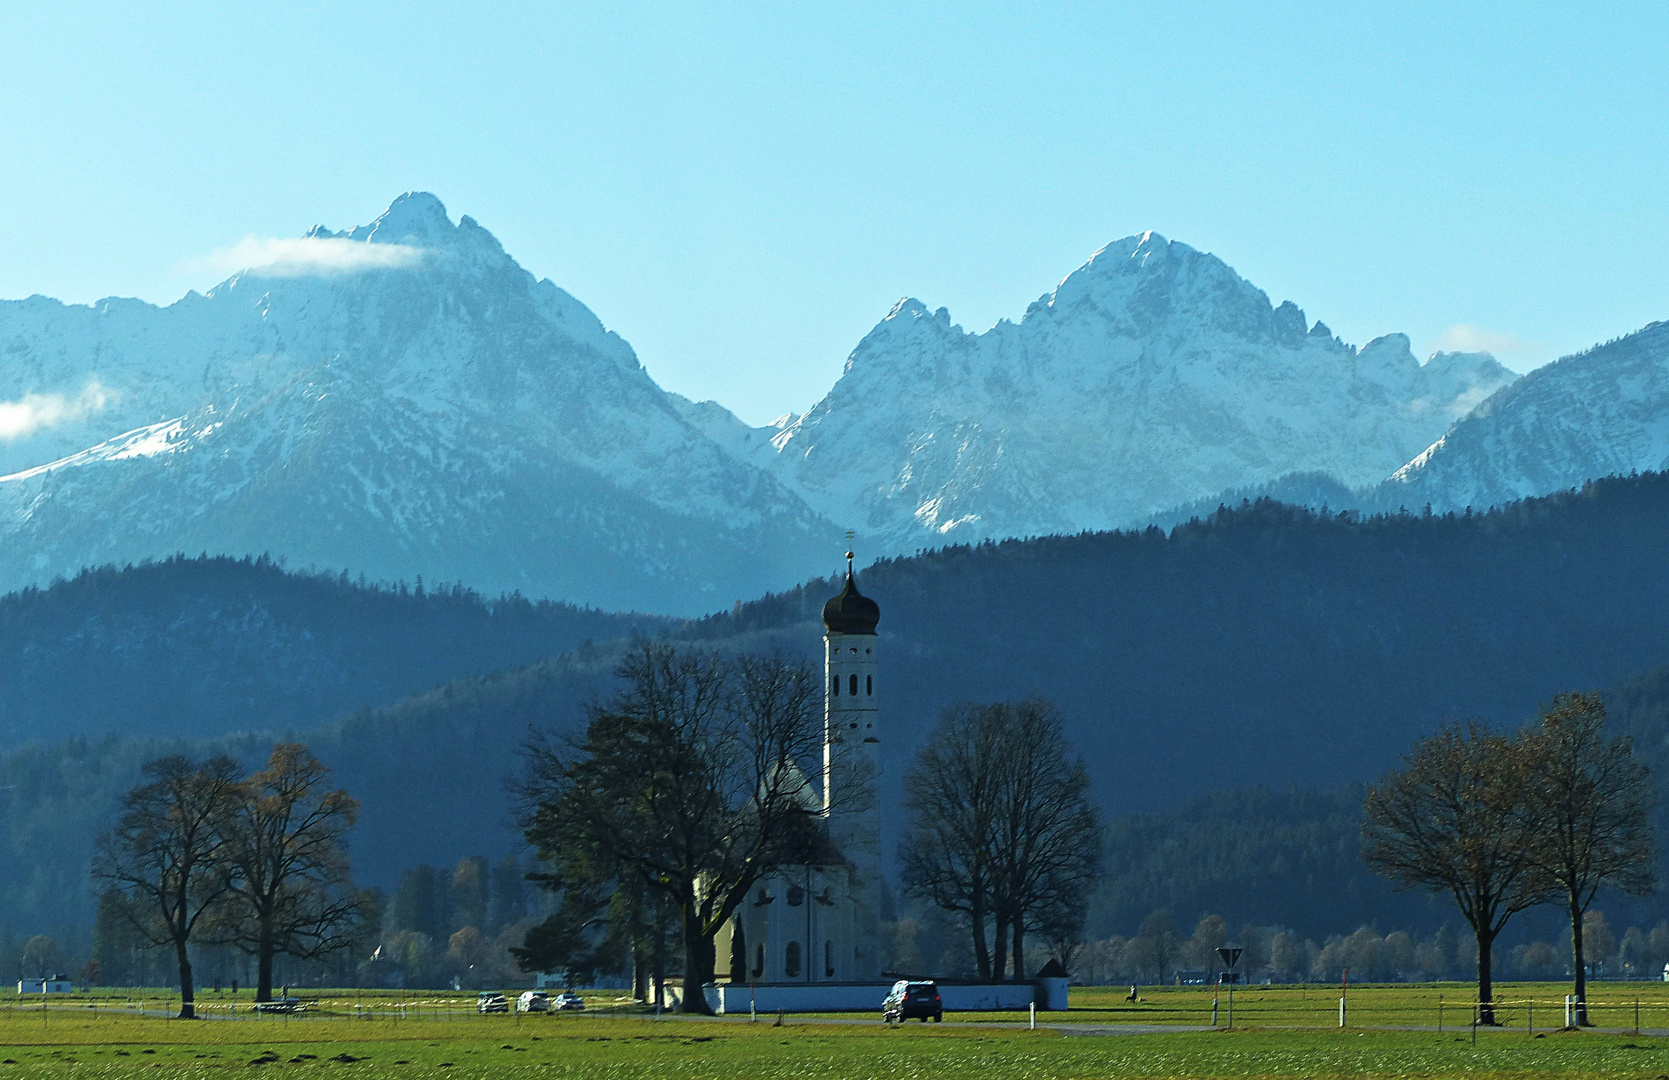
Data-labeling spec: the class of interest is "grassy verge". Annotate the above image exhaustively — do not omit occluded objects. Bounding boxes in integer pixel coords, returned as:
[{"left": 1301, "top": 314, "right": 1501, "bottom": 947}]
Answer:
[{"left": 2, "top": 995, "right": 1669, "bottom": 1078}]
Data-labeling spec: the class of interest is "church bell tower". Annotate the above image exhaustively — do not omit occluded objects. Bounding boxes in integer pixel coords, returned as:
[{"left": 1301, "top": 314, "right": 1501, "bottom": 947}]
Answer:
[{"left": 821, "top": 550, "right": 882, "bottom": 978}]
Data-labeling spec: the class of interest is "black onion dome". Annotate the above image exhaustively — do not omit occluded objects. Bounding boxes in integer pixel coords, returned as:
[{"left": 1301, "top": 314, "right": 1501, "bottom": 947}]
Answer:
[{"left": 823, "top": 569, "right": 880, "bottom": 635}]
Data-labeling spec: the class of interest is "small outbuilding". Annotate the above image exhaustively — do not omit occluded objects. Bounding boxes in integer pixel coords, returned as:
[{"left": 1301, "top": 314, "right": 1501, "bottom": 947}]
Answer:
[{"left": 1034, "top": 958, "right": 1070, "bottom": 1010}]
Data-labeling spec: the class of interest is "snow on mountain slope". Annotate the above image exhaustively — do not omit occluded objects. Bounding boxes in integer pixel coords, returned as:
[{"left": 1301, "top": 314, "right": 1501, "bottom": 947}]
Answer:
[
  {"left": 764, "top": 234, "right": 1519, "bottom": 544},
  {"left": 0, "top": 194, "right": 842, "bottom": 614},
  {"left": 1381, "top": 321, "right": 1669, "bottom": 510}
]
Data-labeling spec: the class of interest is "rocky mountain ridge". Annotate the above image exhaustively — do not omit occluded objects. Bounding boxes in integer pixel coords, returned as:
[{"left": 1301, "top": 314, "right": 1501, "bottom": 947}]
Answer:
[
  {"left": 735, "top": 233, "right": 1517, "bottom": 544},
  {"left": 7, "top": 198, "right": 1629, "bottom": 613},
  {"left": 0, "top": 194, "right": 844, "bottom": 613}
]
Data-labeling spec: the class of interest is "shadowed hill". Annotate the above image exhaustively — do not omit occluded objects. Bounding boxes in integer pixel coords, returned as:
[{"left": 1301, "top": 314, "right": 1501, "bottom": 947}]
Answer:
[
  {"left": 0, "top": 554, "right": 671, "bottom": 747},
  {"left": 15, "top": 473, "right": 1669, "bottom": 935}
]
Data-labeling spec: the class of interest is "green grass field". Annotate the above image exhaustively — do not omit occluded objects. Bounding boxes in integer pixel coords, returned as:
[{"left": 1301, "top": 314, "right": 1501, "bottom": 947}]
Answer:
[{"left": 4, "top": 984, "right": 1669, "bottom": 1077}]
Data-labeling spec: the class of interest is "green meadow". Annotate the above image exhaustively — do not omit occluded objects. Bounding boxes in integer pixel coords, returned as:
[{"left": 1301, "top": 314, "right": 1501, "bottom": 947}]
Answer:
[{"left": 4, "top": 983, "right": 1669, "bottom": 1077}]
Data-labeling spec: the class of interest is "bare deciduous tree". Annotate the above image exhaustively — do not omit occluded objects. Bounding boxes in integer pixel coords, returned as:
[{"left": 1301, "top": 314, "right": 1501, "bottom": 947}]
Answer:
[
  {"left": 94, "top": 755, "right": 242, "bottom": 1018},
  {"left": 209, "top": 744, "right": 363, "bottom": 1002},
  {"left": 1362, "top": 722, "right": 1548, "bottom": 1024},
  {"left": 990, "top": 700, "right": 1101, "bottom": 980},
  {"left": 1522, "top": 693, "right": 1656, "bottom": 1024},
  {"left": 899, "top": 703, "right": 1006, "bottom": 979},
  {"left": 901, "top": 699, "right": 1101, "bottom": 981},
  {"left": 1125, "top": 909, "right": 1180, "bottom": 984}
]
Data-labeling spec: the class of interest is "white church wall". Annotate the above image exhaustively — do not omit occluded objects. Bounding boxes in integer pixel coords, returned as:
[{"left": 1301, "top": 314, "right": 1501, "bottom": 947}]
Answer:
[{"left": 705, "top": 980, "right": 1056, "bottom": 1014}]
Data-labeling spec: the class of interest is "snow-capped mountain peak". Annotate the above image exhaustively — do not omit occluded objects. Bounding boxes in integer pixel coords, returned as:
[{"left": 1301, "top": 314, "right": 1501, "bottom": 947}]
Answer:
[
  {"left": 0, "top": 194, "right": 842, "bottom": 613},
  {"left": 762, "top": 234, "right": 1518, "bottom": 543},
  {"left": 1382, "top": 320, "right": 1669, "bottom": 508}
]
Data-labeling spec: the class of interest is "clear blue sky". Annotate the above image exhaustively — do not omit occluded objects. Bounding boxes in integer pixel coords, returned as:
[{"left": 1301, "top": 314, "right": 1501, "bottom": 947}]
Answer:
[{"left": 2, "top": 2, "right": 1664, "bottom": 424}]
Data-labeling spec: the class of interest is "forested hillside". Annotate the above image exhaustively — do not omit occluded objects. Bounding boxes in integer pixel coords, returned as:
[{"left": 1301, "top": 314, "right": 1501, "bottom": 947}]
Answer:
[
  {"left": 0, "top": 555, "right": 670, "bottom": 746},
  {"left": 13, "top": 472, "right": 1669, "bottom": 939}
]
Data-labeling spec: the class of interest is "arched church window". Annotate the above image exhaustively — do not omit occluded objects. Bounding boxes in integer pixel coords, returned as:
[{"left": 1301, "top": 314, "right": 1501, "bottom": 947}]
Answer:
[
  {"left": 866, "top": 675, "right": 872, "bottom": 695},
  {"left": 787, "top": 885, "right": 805, "bottom": 907},
  {"left": 831, "top": 677, "right": 839, "bottom": 697},
  {"left": 825, "top": 940, "right": 835, "bottom": 977},
  {"left": 849, "top": 673, "right": 858, "bottom": 695},
  {"left": 752, "top": 944, "right": 764, "bottom": 978},
  {"left": 785, "top": 942, "right": 802, "bottom": 978}
]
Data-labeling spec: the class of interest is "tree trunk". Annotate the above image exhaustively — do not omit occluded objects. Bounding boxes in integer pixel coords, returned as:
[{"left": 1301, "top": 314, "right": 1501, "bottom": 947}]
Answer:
[
  {"left": 679, "top": 907, "right": 715, "bottom": 1015},
  {"left": 256, "top": 940, "right": 276, "bottom": 1003},
  {"left": 1476, "top": 926, "right": 1496, "bottom": 1026},
  {"left": 992, "top": 913, "right": 1010, "bottom": 983},
  {"left": 633, "top": 945, "right": 649, "bottom": 1003},
  {"left": 1012, "top": 918, "right": 1026, "bottom": 982},
  {"left": 653, "top": 910, "right": 665, "bottom": 1010},
  {"left": 970, "top": 904, "right": 992, "bottom": 981},
  {"left": 1568, "top": 893, "right": 1589, "bottom": 1026},
  {"left": 174, "top": 938, "right": 196, "bottom": 1019}
]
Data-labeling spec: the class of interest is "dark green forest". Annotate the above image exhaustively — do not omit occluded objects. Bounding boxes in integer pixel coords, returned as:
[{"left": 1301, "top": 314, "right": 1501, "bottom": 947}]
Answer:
[
  {"left": 0, "top": 554, "right": 670, "bottom": 746},
  {"left": 12, "top": 473, "right": 1669, "bottom": 948}
]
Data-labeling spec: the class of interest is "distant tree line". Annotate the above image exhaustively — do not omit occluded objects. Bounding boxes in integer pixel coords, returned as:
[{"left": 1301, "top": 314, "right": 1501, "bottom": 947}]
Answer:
[
  {"left": 1040, "top": 908, "right": 1669, "bottom": 988},
  {"left": 0, "top": 552, "right": 668, "bottom": 748}
]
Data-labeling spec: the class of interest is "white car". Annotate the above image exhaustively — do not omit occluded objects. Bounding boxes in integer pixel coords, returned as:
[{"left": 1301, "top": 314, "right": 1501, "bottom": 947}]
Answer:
[
  {"left": 517, "top": 991, "right": 551, "bottom": 1013},
  {"left": 554, "top": 991, "right": 585, "bottom": 1011}
]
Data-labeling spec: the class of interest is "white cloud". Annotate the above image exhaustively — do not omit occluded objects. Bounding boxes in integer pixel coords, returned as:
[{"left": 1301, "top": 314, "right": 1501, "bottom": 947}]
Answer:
[
  {"left": 0, "top": 380, "right": 112, "bottom": 441},
  {"left": 1431, "top": 323, "right": 1531, "bottom": 355},
  {"left": 192, "top": 236, "right": 425, "bottom": 279},
  {"left": 1428, "top": 324, "right": 1552, "bottom": 373}
]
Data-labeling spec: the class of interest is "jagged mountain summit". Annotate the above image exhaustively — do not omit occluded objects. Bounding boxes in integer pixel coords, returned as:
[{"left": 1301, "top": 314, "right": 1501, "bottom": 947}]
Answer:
[
  {"left": 0, "top": 193, "right": 844, "bottom": 614},
  {"left": 1381, "top": 321, "right": 1669, "bottom": 511},
  {"left": 749, "top": 233, "right": 1517, "bottom": 543}
]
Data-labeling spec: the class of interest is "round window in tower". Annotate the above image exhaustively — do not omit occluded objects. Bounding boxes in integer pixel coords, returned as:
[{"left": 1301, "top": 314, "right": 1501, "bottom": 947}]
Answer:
[{"left": 787, "top": 886, "right": 805, "bottom": 907}]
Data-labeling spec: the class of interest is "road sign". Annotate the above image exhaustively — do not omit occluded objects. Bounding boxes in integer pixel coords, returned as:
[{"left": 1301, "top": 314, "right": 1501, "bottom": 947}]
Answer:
[{"left": 1217, "top": 947, "right": 1244, "bottom": 969}]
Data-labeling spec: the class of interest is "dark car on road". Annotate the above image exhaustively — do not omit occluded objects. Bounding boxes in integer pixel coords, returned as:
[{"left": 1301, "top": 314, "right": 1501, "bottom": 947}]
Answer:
[{"left": 882, "top": 979, "right": 942, "bottom": 1023}]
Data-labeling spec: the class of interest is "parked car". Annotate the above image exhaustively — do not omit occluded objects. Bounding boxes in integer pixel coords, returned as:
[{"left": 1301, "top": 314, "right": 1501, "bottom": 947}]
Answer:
[
  {"left": 554, "top": 991, "right": 586, "bottom": 1011},
  {"left": 477, "top": 992, "right": 510, "bottom": 1013},
  {"left": 517, "top": 991, "right": 551, "bottom": 1013},
  {"left": 252, "top": 997, "right": 303, "bottom": 1014},
  {"left": 882, "top": 980, "right": 942, "bottom": 1023}
]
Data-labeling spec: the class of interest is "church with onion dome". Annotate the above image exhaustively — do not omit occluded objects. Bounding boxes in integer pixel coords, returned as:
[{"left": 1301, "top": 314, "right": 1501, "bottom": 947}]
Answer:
[{"left": 716, "top": 552, "right": 885, "bottom": 987}]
